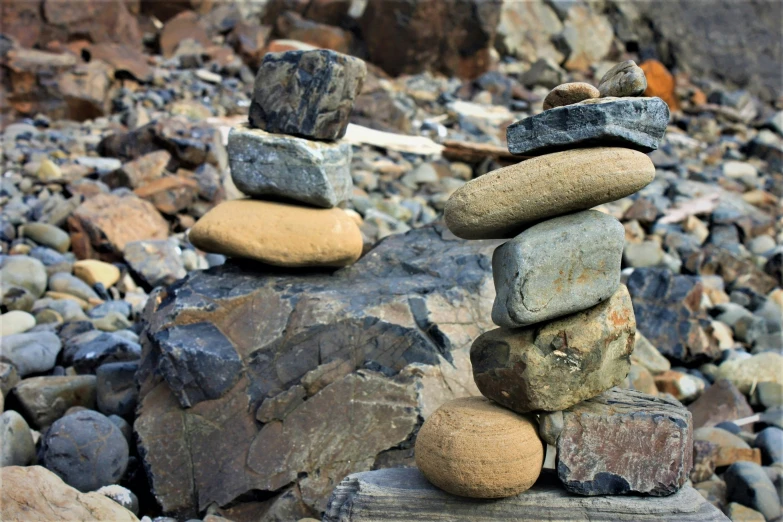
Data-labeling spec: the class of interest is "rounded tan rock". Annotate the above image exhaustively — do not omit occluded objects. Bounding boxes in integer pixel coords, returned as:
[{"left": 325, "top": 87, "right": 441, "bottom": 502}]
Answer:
[
  {"left": 444, "top": 147, "right": 655, "bottom": 239},
  {"left": 415, "top": 396, "right": 543, "bottom": 498},
  {"left": 188, "top": 199, "right": 363, "bottom": 267},
  {"left": 543, "top": 82, "right": 600, "bottom": 110},
  {"left": 73, "top": 260, "right": 121, "bottom": 288}
]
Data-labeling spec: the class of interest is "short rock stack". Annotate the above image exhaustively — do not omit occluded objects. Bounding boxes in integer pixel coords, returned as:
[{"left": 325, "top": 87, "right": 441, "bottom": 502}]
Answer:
[
  {"left": 189, "top": 49, "right": 367, "bottom": 268},
  {"left": 417, "top": 62, "right": 695, "bottom": 499}
]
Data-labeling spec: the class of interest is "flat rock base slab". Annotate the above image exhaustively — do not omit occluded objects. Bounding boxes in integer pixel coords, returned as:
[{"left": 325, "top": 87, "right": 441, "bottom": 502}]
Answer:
[{"left": 324, "top": 468, "right": 728, "bottom": 521}]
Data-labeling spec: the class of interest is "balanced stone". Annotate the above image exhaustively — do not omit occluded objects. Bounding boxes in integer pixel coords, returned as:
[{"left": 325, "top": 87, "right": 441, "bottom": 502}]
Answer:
[
  {"left": 472, "top": 286, "right": 635, "bottom": 413},
  {"left": 323, "top": 468, "right": 727, "bottom": 521},
  {"left": 598, "top": 60, "right": 648, "bottom": 98},
  {"left": 444, "top": 147, "right": 654, "bottom": 239},
  {"left": 551, "top": 388, "right": 693, "bottom": 496},
  {"left": 228, "top": 124, "right": 352, "bottom": 208},
  {"left": 543, "top": 82, "right": 600, "bottom": 110},
  {"left": 189, "top": 199, "right": 363, "bottom": 267},
  {"left": 249, "top": 49, "right": 367, "bottom": 140},
  {"left": 492, "top": 210, "right": 624, "bottom": 328},
  {"left": 414, "top": 397, "right": 543, "bottom": 498},
  {"left": 507, "top": 97, "right": 669, "bottom": 156}
]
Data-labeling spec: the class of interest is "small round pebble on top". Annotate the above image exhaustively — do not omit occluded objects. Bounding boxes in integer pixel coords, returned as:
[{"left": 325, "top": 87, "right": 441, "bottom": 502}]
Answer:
[{"left": 543, "top": 82, "right": 600, "bottom": 110}]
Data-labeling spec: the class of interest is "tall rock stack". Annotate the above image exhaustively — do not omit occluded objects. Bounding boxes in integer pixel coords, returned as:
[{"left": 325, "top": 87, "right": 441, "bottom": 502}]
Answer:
[
  {"left": 412, "top": 62, "right": 694, "bottom": 500},
  {"left": 188, "top": 50, "right": 367, "bottom": 268}
]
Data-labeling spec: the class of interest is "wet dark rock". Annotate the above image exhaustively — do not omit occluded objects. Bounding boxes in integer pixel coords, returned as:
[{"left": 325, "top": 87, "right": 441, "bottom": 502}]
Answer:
[
  {"left": 96, "top": 361, "right": 139, "bottom": 417},
  {"left": 65, "top": 331, "right": 142, "bottom": 374}
]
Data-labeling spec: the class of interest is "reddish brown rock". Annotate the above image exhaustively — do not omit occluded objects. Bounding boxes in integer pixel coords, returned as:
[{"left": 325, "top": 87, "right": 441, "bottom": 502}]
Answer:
[
  {"left": 693, "top": 427, "right": 762, "bottom": 467},
  {"left": 42, "top": 0, "right": 142, "bottom": 50},
  {"left": 640, "top": 59, "right": 680, "bottom": 111},
  {"left": 688, "top": 379, "right": 754, "bottom": 429},
  {"left": 56, "top": 60, "right": 113, "bottom": 121},
  {"left": 228, "top": 22, "right": 271, "bottom": 68},
  {"left": 556, "top": 388, "right": 693, "bottom": 496},
  {"left": 159, "top": 11, "right": 211, "bottom": 58},
  {"left": 1, "top": 2, "right": 43, "bottom": 49},
  {"left": 691, "top": 440, "right": 719, "bottom": 483},
  {"left": 103, "top": 150, "right": 172, "bottom": 189},
  {"left": 68, "top": 193, "right": 169, "bottom": 260},
  {"left": 84, "top": 43, "right": 153, "bottom": 83},
  {"left": 2, "top": 48, "right": 78, "bottom": 119},
  {"left": 134, "top": 176, "right": 199, "bottom": 215},
  {"left": 275, "top": 11, "right": 352, "bottom": 54}
]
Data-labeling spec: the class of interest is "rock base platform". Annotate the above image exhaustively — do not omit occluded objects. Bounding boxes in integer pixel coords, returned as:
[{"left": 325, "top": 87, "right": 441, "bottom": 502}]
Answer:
[{"left": 324, "top": 468, "right": 728, "bottom": 521}]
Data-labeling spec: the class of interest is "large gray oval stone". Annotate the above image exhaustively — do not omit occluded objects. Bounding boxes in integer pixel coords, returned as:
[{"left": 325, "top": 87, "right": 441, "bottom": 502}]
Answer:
[
  {"left": 507, "top": 97, "right": 669, "bottom": 156},
  {"left": 492, "top": 210, "right": 624, "bottom": 328}
]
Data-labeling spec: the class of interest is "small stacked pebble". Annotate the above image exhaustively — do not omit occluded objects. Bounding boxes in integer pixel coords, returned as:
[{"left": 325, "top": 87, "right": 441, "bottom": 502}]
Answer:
[
  {"left": 416, "top": 61, "right": 694, "bottom": 499},
  {"left": 188, "top": 49, "right": 368, "bottom": 268}
]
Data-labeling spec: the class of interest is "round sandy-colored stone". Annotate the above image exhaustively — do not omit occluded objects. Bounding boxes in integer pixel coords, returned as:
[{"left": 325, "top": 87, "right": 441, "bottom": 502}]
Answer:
[
  {"left": 444, "top": 147, "right": 655, "bottom": 239},
  {"left": 188, "top": 199, "right": 363, "bottom": 267},
  {"left": 73, "top": 260, "right": 121, "bottom": 288},
  {"left": 543, "top": 82, "right": 600, "bottom": 110},
  {"left": 415, "top": 396, "right": 543, "bottom": 498}
]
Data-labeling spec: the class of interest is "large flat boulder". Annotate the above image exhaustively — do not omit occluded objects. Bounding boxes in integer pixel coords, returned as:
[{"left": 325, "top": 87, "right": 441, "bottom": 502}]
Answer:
[
  {"left": 323, "top": 468, "right": 728, "bottom": 521},
  {"left": 136, "top": 225, "right": 499, "bottom": 517}
]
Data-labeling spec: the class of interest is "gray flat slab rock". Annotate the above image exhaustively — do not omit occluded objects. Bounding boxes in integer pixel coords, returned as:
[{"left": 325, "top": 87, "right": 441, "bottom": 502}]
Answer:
[
  {"left": 323, "top": 468, "right": 728, "bottom": 521},
  {"left": 507, "top": 97, "right": 669, "bottom": 156},
  {"left": 228, "top": 124, "right": 352, "bottom": 208},
  {"left": 492, "top": 210, "right": 623, "bottom": 327}
]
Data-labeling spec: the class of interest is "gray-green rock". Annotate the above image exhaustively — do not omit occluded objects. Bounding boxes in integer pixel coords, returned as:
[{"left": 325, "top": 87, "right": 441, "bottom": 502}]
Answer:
[
  {"left": 598, "top": 60, "right": 648, "bottom": 97},
  {"left": 0, "top": 410, "right": 36, "bottom": 466},
  {"left": 20, "top": 223, "right": 71, "bottom": 253},
  {"left": 12, "top": 375, "right": 97, "bottom": 428},
  {"left": 491, "top": 210, "right": 623, "bottom": 328},
  {"left": 472, "top": 286, "right": 636, "bottom": 413},
  {"left": 249, "top": 50, "right": 367, "bottom": 140},
  {"left": 1, "top": 255, "right": 48, "bottom": 297},
  {"left": 507, "top": 97, "right": 669, "bottom": 156},
  {"left": 48, "top": 273, "right": 100, "bottom": 302},
  {"left": 228, "top": 124, "right": 352, "bottom": 208}
]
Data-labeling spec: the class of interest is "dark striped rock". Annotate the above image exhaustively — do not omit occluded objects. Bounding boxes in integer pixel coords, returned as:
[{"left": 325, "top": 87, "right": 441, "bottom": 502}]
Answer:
[
  {"left": 249, "top": 50, "right": 367, "bottom": 140},
  {"left": 552, "top": 388, "right": 693, "bottom": 496},
  {"left": 323, "top": 468, "right": 727, "bottom": 521},
  {"left": 507, "top": 97, "right": 669, "bottom": 156}
]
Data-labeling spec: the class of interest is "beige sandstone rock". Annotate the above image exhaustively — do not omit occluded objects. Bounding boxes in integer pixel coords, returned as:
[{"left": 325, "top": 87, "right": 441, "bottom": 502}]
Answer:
[
  {"left": 414, "top": 396, "right": 543, "bottom": 498},
  {"left": 73, "top": 259, "right": 122, "bottom": 288},
  {"left": 189, "top": 199, "right": 363, "bottom": 267},
  {"left": 0, "top": 465, "right": 138, "bottom": 522},
  {"left": 444, "top": 148, "right": 655, "bottom": 239},
  {"left": 543, "top": 82, "right": 600, "bottom": 110}
]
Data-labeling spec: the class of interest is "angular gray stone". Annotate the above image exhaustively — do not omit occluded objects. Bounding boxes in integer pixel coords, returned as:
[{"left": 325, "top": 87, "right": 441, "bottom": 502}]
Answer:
[
  {"left": 473, "top": 286, "right": 635, "bottom": 413},
  {"left": 249, "top": 49, "right": 367, "bottom": 140},
  {"left": 507, "top": 97, "right": 669, "bottom": 156},
  {"left": 123, "top": 239, "right": 186, "bottom": 288},
  {"left": 228, "top": 124, "right": 352, "bottom": 208},
  {"left": 41, "top": 410, "right": 129, "bottom": 493},
  {"left": 598, "top": 60, "right": 647, "bottom": 97},
  {"left": 491, "top": 210, "right": 623, "bottom": 328},
  {"left": 0, "top": 410, "right": 36, "bottom": 466},
  {"left": 0, "top": 331, "right": 61, "bottom": 376},
  {"left": 323, "top": 468, "right": 727, "bottom": 521},
  {"left": 556, "top": 388, "right": 693, "bottom": 496}
]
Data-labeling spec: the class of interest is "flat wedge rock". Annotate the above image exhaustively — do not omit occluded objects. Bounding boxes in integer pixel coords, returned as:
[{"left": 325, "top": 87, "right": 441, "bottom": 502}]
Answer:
[
  {"left": 188, "top": 199, "right": 363, "bottom": 267},
  {"left": 414, "top": 397, "right": 543, "bottom": 498},
  {"left": 228, "top": 124, "right": 353, "bottom": 208},
  {"left": 323, "top": 468, "right": 728, "bottom": 521},
  {"left": 507, "top": 97, "right": 669, "bottom": 156},
  {"left": 444, "top": 147, "right": 654, "bottom": 239},
  {"left": 554, "top": 388, "right": 693, "bottom": 496},
  {"left": 472, "top": 286, "right": 635, "bottom": 413},
  {"left": 492, "top": 210, "right": 623, "bottom": 327}
]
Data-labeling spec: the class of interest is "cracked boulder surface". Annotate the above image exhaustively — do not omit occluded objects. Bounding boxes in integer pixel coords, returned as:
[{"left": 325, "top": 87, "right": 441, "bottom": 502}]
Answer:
[{"left": 135, "top": 224, "right": 498, "bottom": 517}]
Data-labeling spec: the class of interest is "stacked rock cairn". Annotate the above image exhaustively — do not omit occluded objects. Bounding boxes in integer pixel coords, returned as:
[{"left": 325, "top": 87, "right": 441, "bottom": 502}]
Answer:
[
  {"left": 188, "top": 49, "right": 367, "bottom": 269},
  {"left": 416, "top": 61, "right": 696, "bottom": 499}
]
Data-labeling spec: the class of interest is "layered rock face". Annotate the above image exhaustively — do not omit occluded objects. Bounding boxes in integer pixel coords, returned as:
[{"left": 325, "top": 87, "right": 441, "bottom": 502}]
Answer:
[{"left": 136, "top": 225, "right": 499, "bottom": 516}]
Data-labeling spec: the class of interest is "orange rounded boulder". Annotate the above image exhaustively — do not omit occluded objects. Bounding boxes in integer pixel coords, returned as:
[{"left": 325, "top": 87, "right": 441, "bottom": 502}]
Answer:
[{"left": 415, "top": 396, "right": 544, "bottom": 498}]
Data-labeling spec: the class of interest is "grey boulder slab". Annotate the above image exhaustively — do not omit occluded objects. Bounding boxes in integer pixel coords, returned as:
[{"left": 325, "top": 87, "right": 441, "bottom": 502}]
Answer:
[
  {"left": 492, "top": 210, "right": 623, "bottom": 328},
  {"left": 550, "top": 388, "right": 693, "bottom": 497},
  {"left": 228, "top": 124, "right": 352, "bottom": 208},
  {"left": 249, "top": 49, "right": 367, "bottom": 140},
  {"left": 323, "top": 467, "right": 727, "bottom": 521},
  {"left": 507, "top": 97, "right": 669, "bottom": 156}
]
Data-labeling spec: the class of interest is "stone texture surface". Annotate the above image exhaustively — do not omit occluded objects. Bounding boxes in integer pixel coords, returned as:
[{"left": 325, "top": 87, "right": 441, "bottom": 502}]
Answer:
[
  {"left": 556, "top": 388, "right": 693, "bottom": 496},
  {"left": 228, "top": 124, "right": 352, "bottom": 208},
  {"left": 507, "top": 97, "right": 669, "bottom": 156},
  {"left": 492, "top": 210, "right": 624, "bottom": 328},
  {"left": 12, "top": 375, "right": 97, "bottom": 428},
  {"left": 0, "top": 410, "right": 36, "bottom": 466},
  {"left": 693, "top": 427, "right": 761, "bottom": 467},
  {"left": 627, "top": 268, "right": 720, "bottom": 364},
  {"left": 414, "top": 397, "right": 543, "bottom": 498},
  {"left": 0, "top": 466, "right": 139, "bottom": 522},
  {"left": 598, "top": 60, "right": 648, "bottom": 98},
  {"left": 188, "top": 199, "right": 363, "bottom": 267},
  {"left": 724, "top": 461, "right": 782, "bottom": 520},
  {"left": 249, "top": 50, "right": 367, "bottom": 140},
  {"left": 445, "top": 147, "right": 655, "bottom": 239},
  {"left": 543, "top": 82, "right": 600, "bottom": 110},
  {"left": 472, "top": 286, "right": 635, "bottom": 413},
  {"left": 0, "top": 331, "right": 61, "bottom": 376},
  {"left": 136, "top": 224, "right": 498, "bottom": 516},
  {"left": 688, "top": 379, "right": 753, "bottom": 429},
  {"left": 323, "top": 468, "right": 726, "bottom": 521}
]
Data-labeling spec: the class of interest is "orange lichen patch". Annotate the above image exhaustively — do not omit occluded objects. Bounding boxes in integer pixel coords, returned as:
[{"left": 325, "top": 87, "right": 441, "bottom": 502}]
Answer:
[{"left": 640, "top": 59, "right": 680, "bottom": 111}]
